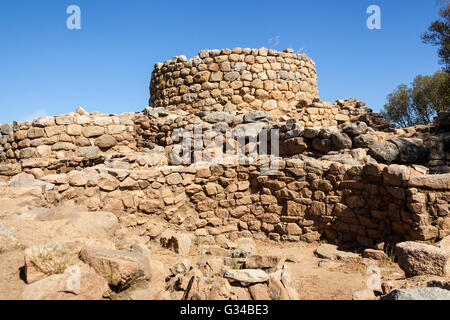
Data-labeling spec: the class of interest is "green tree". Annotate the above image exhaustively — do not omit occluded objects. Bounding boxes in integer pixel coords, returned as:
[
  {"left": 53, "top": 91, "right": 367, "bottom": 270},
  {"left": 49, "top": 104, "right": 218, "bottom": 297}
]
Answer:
[
  {"left": 421, "top": 4, "right": 450, "bottom": 71},
  {"left": 382, "top": 71, "right": 450, "bottom": 127},
  {"left": 383, "top": 84, "right": 415, "bottom": 127}
]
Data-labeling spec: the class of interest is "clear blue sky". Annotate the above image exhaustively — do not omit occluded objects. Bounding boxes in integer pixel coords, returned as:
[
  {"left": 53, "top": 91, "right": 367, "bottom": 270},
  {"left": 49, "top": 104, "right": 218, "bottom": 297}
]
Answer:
[{"left": 0, "top": 0, "right": 444, "bottom": 124}]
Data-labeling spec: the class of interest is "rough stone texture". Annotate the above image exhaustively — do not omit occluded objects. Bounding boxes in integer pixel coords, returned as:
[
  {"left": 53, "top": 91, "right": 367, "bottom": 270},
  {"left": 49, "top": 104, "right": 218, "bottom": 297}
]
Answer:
[
  {"left": 21, "top": 262, "right": 109, "bottom": 300},
  {"left": 149, "top": 48, "right": 319, "bottom": 117},
  {"left": 80, "top": 246, "right": 151, "bottom": 290},
  {"left": 382, "top": 287, "right": 450, "bottom": 300},
  {"left": 224, "top": 269, "right": 269, "bottom": 284},
  {"left": 245, "top": 255, "right": 283, "bottom": 269},
  {"left": 369, "top": 141, "right": 399, "bottom": 164},
  {"left": 395, "top": 241, "right": 450, "bottom": 277}
]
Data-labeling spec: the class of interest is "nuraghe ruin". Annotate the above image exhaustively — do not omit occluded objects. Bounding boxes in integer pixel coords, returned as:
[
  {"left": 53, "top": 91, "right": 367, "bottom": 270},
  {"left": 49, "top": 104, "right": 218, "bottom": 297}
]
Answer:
[{"left": 0, "top": 48, "right": 449, "bottom": 300}]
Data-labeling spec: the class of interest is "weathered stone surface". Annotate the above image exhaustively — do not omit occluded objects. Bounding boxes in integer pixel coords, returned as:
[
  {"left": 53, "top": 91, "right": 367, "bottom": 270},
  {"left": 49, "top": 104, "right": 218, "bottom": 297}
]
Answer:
[
  {"left": 248, "top": 283, "right": 270, "bottom": 300},
  {"left": 407, "top": 173, "right": 450, "bottom": 190},
  {"left": 95, "top": 135, "right": 117, "bottom": 149},
  {"left": 389, "top": 137, "right": 430, "bottom": 164},
  {"left": 353, "top": 134, "right": 377, "bottom": 148},
  {"left": 395, "top": 241, "right": 450, "bottom": 277},
  {"left": 368, "top": 141, "right": 399, "bottom": 164},
  {"left": 98, "top": 174, "right": 120, "bottom": 191},
  {"left": 280, "top": 266, "right": 298, "bottom": 300},
  {"left": 382, "top": 287, "right": 450, "bottom": 300},
  {"left": 83, "top": 126, "right": 105, "bottom": 138},
  {"left": 24, "top": 240, "right": 80, "bottom": 284},
  {"left": 343, "top": 122, "right": 368, "bottom": 136},
  {"left": 209, "top": 278, "right": 232, "bottom": 300},
  {"left": 314, "top": 244, "right": 337, "bottom": 260},
  {"left": 224, "top": 269, "right": 269, "bottom": 284},
  {"left": 268, "top": 275, "right": 289, "bottom": 300},
  {"left": 243, "top": 111, "right": 273, "bottom": 123},
  {"left": 0, "top": 223, "right": 20, "bottom": 253},
  {"left": 362, "top": 249, "right": 388, "bottom": 260},
  {"left": 80, "top": 246, "right": 151, "bottom": 290},
  {"left": 33, "top": 205, "right": 87, "bottom": 221},
  {"left": 382, "top": 164, "right": 410, "bottom": 186},
  {"left": 76, "top": 147, "right": 100, "bottom": 160},
  {"left": 331, "top": 132, "right": 352, "bottom": 149},
  {"left": 281, "top": 137, "right": 307, "bottom": 155},
  {"left": 171, "top": 233, "right": 191, "bottom": 255},
  {"left": 203, "top": 112, "right": 234, "bottom": 124},
  {"left": 21, "top": 262, "right": 108, "bottom": 300},
  {"left": 245, "top": 255, "right": 283, "bottom": 269}
]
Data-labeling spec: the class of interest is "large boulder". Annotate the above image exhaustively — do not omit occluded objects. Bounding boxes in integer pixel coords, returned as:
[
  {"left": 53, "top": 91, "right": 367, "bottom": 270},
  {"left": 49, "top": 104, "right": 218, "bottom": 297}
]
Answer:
[
  {"left": 280, "top": 137, "right": 307, "bottom": 155},
  {"left": 368, "top": 141, "right": 399, "bottom": 164},
  {"left": 343, "top": 121, "right": 368, "bottom": 136},
  {"left": 353, "top": 134, "right": 377, "bottom": 148},
  {"left": 395, "top": 241, "right": 450, "bottom": 277},
  {"left": 21, "top": 262, "right": 109, "bottom": 300},
  {"left": 388, "top": 137, "right": 430, "bottom": 163},
  {"left": 80, "top": 246, "right": 151, "bottom": 291},
  {"left": 331, "top": 132, "right": 352, "bottom": 149}
]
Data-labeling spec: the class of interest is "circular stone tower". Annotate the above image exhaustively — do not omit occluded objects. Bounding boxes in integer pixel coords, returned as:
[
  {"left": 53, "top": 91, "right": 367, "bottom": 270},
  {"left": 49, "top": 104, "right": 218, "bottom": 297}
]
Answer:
[{"left": 149, "top": 47, "right": 318, "bottom": 117}]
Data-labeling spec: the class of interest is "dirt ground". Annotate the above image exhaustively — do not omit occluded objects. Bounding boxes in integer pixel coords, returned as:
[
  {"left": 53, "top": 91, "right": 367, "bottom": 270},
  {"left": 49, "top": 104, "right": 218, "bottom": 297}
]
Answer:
[{"left": 0, "top": 237, "right": 404, "bottom": 300}]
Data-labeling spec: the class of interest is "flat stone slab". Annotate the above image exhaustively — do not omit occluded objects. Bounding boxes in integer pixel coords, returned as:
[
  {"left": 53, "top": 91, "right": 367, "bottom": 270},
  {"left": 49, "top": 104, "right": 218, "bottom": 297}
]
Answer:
[{"left": 224, "top": 269, "right": 269, "bottom": 284}]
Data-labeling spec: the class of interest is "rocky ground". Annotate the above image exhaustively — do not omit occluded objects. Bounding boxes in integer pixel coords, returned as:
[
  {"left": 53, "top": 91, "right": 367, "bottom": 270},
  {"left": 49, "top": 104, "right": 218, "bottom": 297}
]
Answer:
[{"left": 0, "top": 182, "right": 448, "bottom": 300}]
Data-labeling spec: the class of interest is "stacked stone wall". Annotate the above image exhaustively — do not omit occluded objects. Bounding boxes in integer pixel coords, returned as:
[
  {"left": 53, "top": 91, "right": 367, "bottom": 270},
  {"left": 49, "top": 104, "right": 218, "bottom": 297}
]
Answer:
[{"left": 149, "top": 48, "right": 318, "bottom": 117}]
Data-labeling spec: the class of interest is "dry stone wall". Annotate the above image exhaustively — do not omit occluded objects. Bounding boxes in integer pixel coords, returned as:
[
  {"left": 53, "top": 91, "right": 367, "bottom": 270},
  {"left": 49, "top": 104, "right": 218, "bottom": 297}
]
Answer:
[
  {"left": 1, "top": 104, "right": 448, "bottom": 250},
  {"left": 149, "top": 48, "right": 318, "bottom": 117},
  {"left": 36, "top": 158, "right": 450, "bottom": 249},
  {"left": 0, "top": 109, "right": 140, "bottom": 177},
  {"left": 1, "top": 47, "right": 449, "bottom": 252}
]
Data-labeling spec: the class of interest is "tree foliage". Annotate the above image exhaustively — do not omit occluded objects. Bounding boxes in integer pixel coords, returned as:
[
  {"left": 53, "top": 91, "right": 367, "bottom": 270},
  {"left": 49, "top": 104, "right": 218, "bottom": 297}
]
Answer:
[
  {"left": 382, "top": 70, "right": 450, "bottom": 127},
  {"left": 421, "top": 4, "right": 450, "bottom": 71}
]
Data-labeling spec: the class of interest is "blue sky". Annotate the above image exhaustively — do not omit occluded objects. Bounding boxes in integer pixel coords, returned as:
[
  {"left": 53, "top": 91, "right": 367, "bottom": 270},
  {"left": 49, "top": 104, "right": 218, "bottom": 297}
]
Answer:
[{"left": 0, "top": 0, "right": 444, "bottom": 124}]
